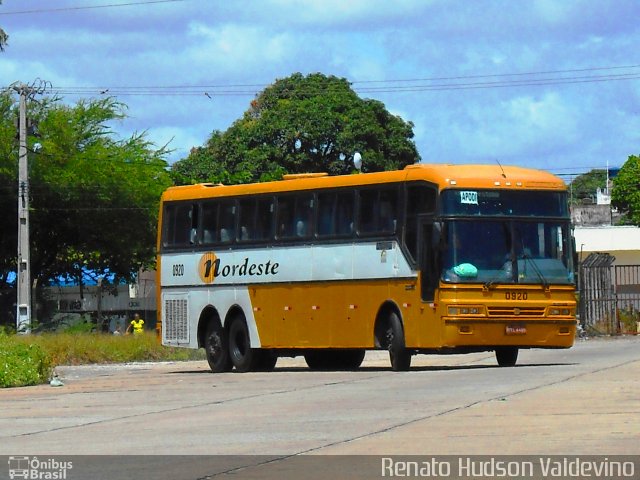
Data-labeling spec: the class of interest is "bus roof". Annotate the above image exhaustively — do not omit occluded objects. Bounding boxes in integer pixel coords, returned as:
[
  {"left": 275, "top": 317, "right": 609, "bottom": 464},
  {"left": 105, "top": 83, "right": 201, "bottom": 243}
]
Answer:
[{"left": 162, "top": 163, "right": 566, "bottom": 202}]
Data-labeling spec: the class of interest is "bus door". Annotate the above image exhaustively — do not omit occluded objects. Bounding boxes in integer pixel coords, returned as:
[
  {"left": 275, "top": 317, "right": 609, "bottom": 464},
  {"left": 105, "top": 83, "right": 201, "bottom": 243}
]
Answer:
[
  {"left": 415, "top": 217, "right": 441, "bottom": 347},
  {"left": 418, "top": 217, "right": 438, "bottom": 302}
]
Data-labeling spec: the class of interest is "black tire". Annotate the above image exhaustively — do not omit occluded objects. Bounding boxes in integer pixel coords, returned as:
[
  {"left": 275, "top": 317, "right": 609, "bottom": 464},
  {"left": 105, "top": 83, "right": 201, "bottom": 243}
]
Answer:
[
  {"left": 335, "top": 349, "right": 366, "bottom": 370},
  {"left": 495, "top": 347, "right": 519, "bottom": 367},
  {"left": 304, "top": 349, "right": 365, "bottom": 371},
  {"left": 204, "top": 321, "right": 232, "bottom": 373},
  {"left": 386, "top": 312, "right": 411, "bottom": 371},
  {"left": 304, "top": 350, "right": 331, "bottom": 370},
  {"left": 255, "top": 350, "right": 278, "bottom": 371},
  {"left": 228, "top": 314, "right": 260, "bottom": 372}
]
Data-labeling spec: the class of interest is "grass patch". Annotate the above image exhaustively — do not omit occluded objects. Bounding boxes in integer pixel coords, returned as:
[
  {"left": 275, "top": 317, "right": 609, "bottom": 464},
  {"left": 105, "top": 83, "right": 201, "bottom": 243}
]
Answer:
[
  {"left": 1, "top": 334, "right": 53, "bottom": 388},
  {"left": 0, "top": 332, "right": 204, "bottom": 388}
]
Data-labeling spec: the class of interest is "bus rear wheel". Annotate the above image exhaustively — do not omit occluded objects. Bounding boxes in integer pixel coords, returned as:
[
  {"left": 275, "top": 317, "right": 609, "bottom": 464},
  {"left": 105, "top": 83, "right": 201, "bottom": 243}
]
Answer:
[
  {"left": 386, "top": 312, "right": 411, "bottom": 371},
  {"left": 495, "top": 347, "right": 519, "bottom": 367},
  {"left": 228, "top": 314, "right": 261, "bottom": 373},
  {"left": 204, "top": 321, "right": 232, "bottom": 373}
]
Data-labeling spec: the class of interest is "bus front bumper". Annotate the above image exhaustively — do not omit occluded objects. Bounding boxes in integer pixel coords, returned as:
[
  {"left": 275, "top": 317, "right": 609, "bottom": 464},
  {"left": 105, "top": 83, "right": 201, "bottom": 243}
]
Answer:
[{"left": 442, "top": 318, "right": 577, "bottom": 348}]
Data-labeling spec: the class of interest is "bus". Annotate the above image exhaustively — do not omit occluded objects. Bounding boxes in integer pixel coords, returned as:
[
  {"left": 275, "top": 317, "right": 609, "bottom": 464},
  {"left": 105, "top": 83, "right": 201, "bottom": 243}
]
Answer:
[{"left": 157, "top": 164, "right": 576, "bottom": 372}]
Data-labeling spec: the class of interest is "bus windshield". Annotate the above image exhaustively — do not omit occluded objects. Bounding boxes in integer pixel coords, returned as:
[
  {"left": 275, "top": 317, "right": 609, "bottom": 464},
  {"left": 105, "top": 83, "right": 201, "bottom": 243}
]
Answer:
[
  {"left": 441, "top": 219, "right": 574, "bottom": 286},
  {"left": 440, "top": 189, "right": 569, "bottom": 217}
]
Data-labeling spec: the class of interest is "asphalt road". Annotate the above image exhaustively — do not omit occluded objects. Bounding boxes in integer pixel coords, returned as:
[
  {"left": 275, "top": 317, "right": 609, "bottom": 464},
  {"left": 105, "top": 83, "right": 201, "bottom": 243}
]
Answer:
[{"left": 1, "top": 336, "right": 639, "bottom": 479}]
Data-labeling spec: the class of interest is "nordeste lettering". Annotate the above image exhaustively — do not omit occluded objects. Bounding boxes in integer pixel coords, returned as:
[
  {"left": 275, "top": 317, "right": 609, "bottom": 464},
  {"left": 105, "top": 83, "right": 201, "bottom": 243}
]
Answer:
[{"left": 212, "top": 257, "right": 279, "bottom": 278}]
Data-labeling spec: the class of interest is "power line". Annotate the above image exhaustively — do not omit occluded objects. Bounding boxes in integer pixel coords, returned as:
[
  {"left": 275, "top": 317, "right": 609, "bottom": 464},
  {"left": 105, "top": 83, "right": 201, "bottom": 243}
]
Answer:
[
  {"left": 0, "top": 0, "right": 193, "bottom": 16},
  {"left": 352, "top": 64, "right": 640, "bottom": 84},
  {"left": 42, "top": 65, "right": 640, "bottom": 98}
]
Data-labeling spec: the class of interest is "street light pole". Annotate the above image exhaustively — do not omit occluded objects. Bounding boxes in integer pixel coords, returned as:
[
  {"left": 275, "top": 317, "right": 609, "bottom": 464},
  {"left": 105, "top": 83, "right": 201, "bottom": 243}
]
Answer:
[{"left": 15, "top": 84, "right": 31, "bottom": 333}]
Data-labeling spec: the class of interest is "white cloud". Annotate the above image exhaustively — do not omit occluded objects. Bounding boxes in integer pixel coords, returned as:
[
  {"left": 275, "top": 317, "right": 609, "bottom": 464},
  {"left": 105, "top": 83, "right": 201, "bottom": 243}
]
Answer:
[
  {"left": 145, "top": 126, "right": 204, "bottom": 163},
  {"left": 186, "top": 23, "right": 294, "bottom": 73},
  {"left": 532, "top": 0, "right": 577, "bottom": 23},
  {"left": 259, "top": 0, "right": 428, "bottom": 28}
]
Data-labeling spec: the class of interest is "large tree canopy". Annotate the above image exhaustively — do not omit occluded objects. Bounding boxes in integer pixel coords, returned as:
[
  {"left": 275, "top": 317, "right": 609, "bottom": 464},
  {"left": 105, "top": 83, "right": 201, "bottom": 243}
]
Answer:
[
  {"left": 569, "top": 169, "right": 607, "bottom": 205},
  {"left": 0, "top": 93, "right": 172, "bottom": 289},
  {"left": 611, "top": 155, "right": 640, "bottom": 225},
  {"left": 172, "top": 73, "right": 420, "bottom": 185}
]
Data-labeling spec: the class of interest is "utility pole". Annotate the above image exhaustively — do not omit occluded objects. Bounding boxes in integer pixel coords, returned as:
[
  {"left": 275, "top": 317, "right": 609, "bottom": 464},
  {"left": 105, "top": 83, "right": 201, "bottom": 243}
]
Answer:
[{"left": 14, "top": 83, "right": 31, "bottom": 333}]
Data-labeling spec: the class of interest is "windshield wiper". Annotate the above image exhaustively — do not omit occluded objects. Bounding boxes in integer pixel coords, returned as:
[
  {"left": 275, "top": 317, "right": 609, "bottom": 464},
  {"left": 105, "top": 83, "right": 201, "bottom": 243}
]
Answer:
[
  {"left": 520, "top": 251, "right": 549, "bottom": 290},
  {"left": 483, "top": 278, "right": 498, "bottom": 291}
]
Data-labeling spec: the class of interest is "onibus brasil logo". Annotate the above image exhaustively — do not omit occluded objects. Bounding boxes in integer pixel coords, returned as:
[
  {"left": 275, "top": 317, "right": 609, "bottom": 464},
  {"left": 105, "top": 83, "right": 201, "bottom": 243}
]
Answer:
[{"left": 8, "top": 456, "right": 72, "bottom": 479}]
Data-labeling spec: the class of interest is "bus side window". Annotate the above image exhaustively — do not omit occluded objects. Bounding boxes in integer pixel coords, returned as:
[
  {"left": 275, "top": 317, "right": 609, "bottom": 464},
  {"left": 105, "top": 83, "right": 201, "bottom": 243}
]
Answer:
[
  {"left": 276, "top": 194, "right": 313, "bottom": 240},
  {"left": 255, "top": 197, "right": 274, "bottom": 240},
  {"left": 336, "top": 191, "right": 355, "bottom": 235},
  {"left": 405, "top": 184, "right": 437, "bottom": 261},
  {"left": 190, "top": 204, "right": 199, "bottom": 244},
  {"left": 276, "top": 196, "right": 295, "bottom": 238},
  {"left": 201, "top": 202, "right": 218, "bottom": 244},
  {"left": 219, "top": 202, "right": 236, "bottom": 243},
  {"left": 379, "top": 188, "right": 398, "bottom": 233},
  {"left": 238, "top": 198, "right": 255, "bottom": 242},
  {"left": 317, "top": 192, "right": 335, "bottom": 236},
  {"left": 295, "top": 195, "right": 314, "bottom": 239},
  {"left": 164, "top": 203, "right": 197, "bottom": 247},
  {"left": 358, "top": 187, "right": 398, "bottom": 236},
  {"left": 358, "top": 189, "right": 378, "bottom": 235},
  {"left": 317, "top": 190, "right": 354, "bottom": 238}
]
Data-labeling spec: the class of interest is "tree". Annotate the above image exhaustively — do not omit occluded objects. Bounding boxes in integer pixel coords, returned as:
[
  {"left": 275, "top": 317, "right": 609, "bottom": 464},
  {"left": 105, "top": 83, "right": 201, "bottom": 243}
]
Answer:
[
  {"left": 171, "top": 73, "right": 420, "bottom": 185},
  {"left": 0, "top": 1, "right": 7, "bottom": 51},
  {"left": 611, "top": 155, "right": 640, "bottom": 225},
  {"left": 569, "top": 169, "right": 607, "bottom": 205},
  {"left": 0, "top": 93, "right": 172, "bottom": 291}
]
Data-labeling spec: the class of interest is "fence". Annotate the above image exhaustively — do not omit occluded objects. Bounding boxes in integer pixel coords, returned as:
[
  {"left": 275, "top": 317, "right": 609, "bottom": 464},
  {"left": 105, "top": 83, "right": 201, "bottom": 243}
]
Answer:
[{"left": 579, "top": 253, "right": 640, "bottom": 334}]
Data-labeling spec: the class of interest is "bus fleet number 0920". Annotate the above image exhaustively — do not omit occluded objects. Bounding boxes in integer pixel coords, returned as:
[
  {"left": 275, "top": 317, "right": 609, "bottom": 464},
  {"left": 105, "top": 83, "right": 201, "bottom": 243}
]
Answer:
[
  {"left": 505, "top": 291, "right": 528, "bottom": 300},
  {"left": 172, "top": 264, "right": 185, "bottom": 277}
]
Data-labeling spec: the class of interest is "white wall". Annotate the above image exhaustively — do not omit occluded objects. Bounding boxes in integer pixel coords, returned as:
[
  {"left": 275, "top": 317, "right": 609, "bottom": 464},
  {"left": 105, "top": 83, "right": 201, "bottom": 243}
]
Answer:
[{"left": 574, "top": 226, "right": 640, "bottom": 266}]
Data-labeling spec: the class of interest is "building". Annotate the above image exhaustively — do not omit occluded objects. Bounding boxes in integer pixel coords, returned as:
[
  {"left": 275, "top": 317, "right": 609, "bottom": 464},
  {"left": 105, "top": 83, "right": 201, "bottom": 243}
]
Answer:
[
  {"left": 574, "top": 226, "right": 640, "bottom": 266},
  {"left": 41, "top": 269, "right": 156, "bottom": 332}
]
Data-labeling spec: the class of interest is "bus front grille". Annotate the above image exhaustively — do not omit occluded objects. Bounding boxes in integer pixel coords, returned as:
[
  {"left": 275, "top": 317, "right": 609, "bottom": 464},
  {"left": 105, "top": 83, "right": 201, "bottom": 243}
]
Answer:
[{"left": 487, "top": 306, "right": 546, "bottom": 318}]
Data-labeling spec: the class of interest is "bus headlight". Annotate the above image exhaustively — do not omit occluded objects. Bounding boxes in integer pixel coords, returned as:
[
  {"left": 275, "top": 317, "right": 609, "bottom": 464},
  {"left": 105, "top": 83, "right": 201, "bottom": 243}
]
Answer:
[{"left": 548, "top": 307, "right": 572, "bottom": 316}]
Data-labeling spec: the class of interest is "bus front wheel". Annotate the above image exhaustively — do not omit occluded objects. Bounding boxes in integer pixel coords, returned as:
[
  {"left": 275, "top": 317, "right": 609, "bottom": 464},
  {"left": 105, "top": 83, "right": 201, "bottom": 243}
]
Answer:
[
  {"left": 387, "top": 312, "right": 411, "bottom": 371},
  {"left": 204, "top": 321, "right": 232, "bottom": 373},
  {"left": 255, "top": 350, "right": 278, "bottom": 371},
  {"left": 495, "top": 347, "right": 519, "bottom": 367},
  {"left": 228, "top": 314, "right": 261, "bottom": 373}
]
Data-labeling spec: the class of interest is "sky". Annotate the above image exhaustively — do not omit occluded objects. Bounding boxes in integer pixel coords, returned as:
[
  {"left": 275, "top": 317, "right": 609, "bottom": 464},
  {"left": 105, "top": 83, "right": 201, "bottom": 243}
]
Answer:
[{"left": 1, "top": 0, "right": 639, "bottom": 181}]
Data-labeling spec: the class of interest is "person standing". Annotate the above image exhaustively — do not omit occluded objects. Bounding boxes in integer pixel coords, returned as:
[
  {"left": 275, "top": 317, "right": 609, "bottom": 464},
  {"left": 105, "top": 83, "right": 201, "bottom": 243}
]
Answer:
[{"left": 126, "top": 313, "right": 145, "bottom": 335}]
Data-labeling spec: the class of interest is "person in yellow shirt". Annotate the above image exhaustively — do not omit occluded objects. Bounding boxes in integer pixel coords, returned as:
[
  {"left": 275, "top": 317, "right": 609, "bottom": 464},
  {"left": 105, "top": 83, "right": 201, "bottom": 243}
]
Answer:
[{"left": 126, "top": 313, "right": 145, "bottom": 335}]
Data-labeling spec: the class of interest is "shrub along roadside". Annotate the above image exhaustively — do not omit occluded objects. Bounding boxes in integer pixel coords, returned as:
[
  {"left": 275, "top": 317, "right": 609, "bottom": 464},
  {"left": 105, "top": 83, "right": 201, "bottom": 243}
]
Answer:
[
  {"left": 0, "top": 334, "right": 52, "bottom": 388},
  {"left": 0, "top": 332, "right": 204, "bottom": 388}
]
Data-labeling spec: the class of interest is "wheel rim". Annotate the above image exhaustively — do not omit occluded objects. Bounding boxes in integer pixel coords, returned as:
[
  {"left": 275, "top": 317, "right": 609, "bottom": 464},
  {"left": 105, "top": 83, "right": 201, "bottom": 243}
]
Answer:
[
  {"left": 207, "top": 331, "right": 223, "bottom": 361},
  {"left": 385, "top": 326, "right": 394, "bottom": 350}
]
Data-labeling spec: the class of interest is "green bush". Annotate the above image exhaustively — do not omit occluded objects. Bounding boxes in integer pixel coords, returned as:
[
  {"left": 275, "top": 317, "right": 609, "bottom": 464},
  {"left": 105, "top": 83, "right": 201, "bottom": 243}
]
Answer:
[
  {"left": 0, "top": 333, "right": 53, "bottom": 388},
  {"left": 0, "top": 331, "right": 205, "bottom": 387},
  {"left": 618, "top": 308, "right": 640, "bottom": 334}
]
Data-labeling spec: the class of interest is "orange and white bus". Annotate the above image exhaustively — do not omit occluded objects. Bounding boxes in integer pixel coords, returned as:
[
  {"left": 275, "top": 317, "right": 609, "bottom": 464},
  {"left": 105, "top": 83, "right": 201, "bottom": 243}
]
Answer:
[{"left": 157, "top": 164, "right": 576, "bottom": 372}]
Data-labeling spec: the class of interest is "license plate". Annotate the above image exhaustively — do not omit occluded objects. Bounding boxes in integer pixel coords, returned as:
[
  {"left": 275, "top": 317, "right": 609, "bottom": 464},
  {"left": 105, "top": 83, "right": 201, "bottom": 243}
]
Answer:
[{"left": 505, "top": 324, "right": 527, "bottom": 335}]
